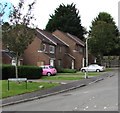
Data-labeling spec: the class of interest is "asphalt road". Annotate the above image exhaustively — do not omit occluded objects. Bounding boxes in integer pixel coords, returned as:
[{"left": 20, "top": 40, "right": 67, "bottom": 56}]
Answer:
[{"left": 3, "top": 70, "right": 118, "bottom": 111}]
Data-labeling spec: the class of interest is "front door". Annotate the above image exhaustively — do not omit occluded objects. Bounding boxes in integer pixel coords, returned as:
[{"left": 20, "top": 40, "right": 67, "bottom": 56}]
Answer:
[
  {"left": 72, "top": 60, "right": 75, "bottom": 69},
  {"left": 50, "top": 59, "right": 54, "bottom": 66},
  {"left": 82, "top": 58, "right": 85, "bottom": 67}
]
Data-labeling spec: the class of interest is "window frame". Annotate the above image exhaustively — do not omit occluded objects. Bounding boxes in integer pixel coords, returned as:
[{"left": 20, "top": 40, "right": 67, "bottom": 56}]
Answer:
[{"left": 49, "top": 45, "right": 55, "bottom": 54}]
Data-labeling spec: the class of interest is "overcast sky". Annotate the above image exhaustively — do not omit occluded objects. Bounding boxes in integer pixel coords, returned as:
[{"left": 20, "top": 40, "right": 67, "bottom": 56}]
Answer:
[{"left": 1, "top": 0, "right": 120, "bottom": 31}]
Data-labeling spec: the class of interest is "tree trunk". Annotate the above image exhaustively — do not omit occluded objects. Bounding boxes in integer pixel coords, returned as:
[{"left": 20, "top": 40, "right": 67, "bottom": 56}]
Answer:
[{"left": 15, "top": 52, "right": 19, "bottom": 78}]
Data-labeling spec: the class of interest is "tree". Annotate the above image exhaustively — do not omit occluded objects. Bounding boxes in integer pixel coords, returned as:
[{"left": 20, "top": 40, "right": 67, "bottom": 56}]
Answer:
[
  {"left": 89, "top": 12, "right": 119, "bottom": 61},
  {"left": 45, "top": 3, "right": 86, "bottom": 40},
  {"left": 2, "top": 0, "right": 36, "bottom": 78}
]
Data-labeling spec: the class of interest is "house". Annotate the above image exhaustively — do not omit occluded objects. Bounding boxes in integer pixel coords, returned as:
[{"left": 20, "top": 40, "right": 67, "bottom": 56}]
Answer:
[
  {"left": 2, "top": 28, "right": 95, "bottom": 69},
  {"left": 23, "top": 29, "right": 70, "bottom": 68},
  {"left": 0, "top": 43, "right": 22, "bottom": 65},
  {"left": 53, "top": 30, "right": 85, "bottom": 70}
]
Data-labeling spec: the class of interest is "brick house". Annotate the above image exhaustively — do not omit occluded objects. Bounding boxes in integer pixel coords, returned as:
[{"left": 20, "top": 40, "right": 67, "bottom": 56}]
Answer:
[
  {"left": 23, "top": 29, "right": 70, "bottom": 68},
  {"left": 53, "top": 30, "right": 85, "bottom": 70},
  {"left": 0, "top": 43, "right": 22, "bottom": 65},
  {"left": 1, "top": 29, "right": 95, "bottom": 69}
]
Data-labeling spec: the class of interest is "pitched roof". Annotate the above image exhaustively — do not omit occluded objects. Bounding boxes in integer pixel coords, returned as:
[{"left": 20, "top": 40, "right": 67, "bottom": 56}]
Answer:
[
  {"left": 37, "top": 29, "right": 69, "bottom": 47},
  {"left": 37, "top": 29, "right": 57, "bottom": 45},
  {"left": 54, "top": 30, "right": 85, "bottom": 47},
  {"left": 65, "top": 53, "right": 75, "bottom": 59},
  {"left": 66, "top": 33, "right": 85, "bottom": 47}
]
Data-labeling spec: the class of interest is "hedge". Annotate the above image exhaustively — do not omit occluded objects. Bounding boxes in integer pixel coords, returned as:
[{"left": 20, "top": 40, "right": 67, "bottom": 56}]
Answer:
[
  {"left": 56, "top": 66, "right": 76, "bottom": 73},
  {"left": 1, "top": 65, "right": 43, "bottom": 79}
]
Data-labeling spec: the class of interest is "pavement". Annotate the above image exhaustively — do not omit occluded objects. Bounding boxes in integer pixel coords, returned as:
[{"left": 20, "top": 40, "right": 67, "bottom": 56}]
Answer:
[{"left": 1, "top": 71, "right": 116, "bottom": 107}]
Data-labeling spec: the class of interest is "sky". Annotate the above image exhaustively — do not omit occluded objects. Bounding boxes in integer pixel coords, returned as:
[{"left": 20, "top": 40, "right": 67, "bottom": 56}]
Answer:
[{"left": 1, "top": 0, "right": 120, "bottom": 31}]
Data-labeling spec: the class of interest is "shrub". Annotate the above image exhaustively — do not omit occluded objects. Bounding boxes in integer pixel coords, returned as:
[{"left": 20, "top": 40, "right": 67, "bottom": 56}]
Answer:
[
  {"left": 56, "top": 66, "right": 63, "bottom": 73},
  {"left": 62, "top": 68, "right": 76, "bottom": 73},
  {"left": 2, "top": 65, "right": 43, "bottom": 79},
  {"left": 18, "top": 65, "right": 42, "bottom": 79},
  {"left": 56, "top": 66, "right": 76, "bottom": 73},
  {"left": 2, "top": 64, "right": 16, "bottom": 79}
]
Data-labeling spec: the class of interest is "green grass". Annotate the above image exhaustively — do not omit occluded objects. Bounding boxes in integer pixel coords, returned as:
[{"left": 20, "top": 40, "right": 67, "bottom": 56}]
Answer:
[
  {"left": 1, "top": 80, "right": 60, "bottom": 98},
  {"left": 56, "top": 72, "right": 102, "bottom": 76},
  {"left": 105, "top": 69, "right": 113, "bottom": 71},
  {"left": 41, "top": 76, "right": 85, "bottom": 80}
]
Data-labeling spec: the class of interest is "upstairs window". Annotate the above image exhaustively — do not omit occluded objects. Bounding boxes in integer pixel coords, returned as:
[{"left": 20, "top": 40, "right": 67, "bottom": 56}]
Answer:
[
  {"left": 59, "top": 46, "right": 62, "bottom": 53},
  {"left": 58, "top": 59, "right": 61, "bottom": 66},
  {"left": 42, "top": 44, "right": 46, "bottom": 51},
  {"left": 79, "top": 48, "right": 83, "bottom": 53},
  {"left": 50, "top": 45, "right": 55, "bottom": 54}
]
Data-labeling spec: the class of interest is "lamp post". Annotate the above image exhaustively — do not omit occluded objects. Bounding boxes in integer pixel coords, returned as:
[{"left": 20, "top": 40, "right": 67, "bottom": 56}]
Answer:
[{"left": 84, "top": 34, "right": 90, "bottom": 79}]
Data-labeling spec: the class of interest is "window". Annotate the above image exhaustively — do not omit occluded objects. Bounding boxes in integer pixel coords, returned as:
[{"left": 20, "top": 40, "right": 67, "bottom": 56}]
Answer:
[
  {"left": 79, "top": 48, "right": 83, "bottom": 53},
  {"left": 59, "top": 46, "right": 62, "bottom": 53},
  {"left": 58, "top": 59, "right": 61, "bottom": 66},
  {"left": 42, "top": 44, "right": 46, "bottom": 51},
  {"left": 41, "top": 66, "right": 48, "bottom": 69},
  {"left": 50, "top": 45, "right": 55, "bottom": 54},
  {"left": 49, "top": 66, "right": 54, "bottom": 69}
]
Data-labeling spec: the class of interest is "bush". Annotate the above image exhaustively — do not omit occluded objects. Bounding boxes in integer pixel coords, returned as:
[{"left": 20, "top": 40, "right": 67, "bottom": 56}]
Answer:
[
  {"left": 2, "top": 65, "right": 16, "bottom": 79},
  {"left": 18, "top": 65, "right": 42, "bottom": 79},
  {"left": 1, "top": 65, "right": 43, "bottom": 79},
  {"left": 62, "top": 68, "right": 76, "bottom": 73},
  {"left": 56, "top": 66, "right": 76, "bottom": 73},
  {"left": 56, "top": 66, "right": 63, "bottom": 73}
]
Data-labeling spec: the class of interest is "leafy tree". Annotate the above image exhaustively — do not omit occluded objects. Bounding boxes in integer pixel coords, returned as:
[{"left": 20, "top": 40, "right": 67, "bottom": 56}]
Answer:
[
  {"left": 89, "top": 12, "right": 119, "bottom": 61},
  {"left": 2, "top": 0, "right": 36, "bottom": 78},
  {"left": 45, "top": 3, "right": 86, "bottom": 40}
]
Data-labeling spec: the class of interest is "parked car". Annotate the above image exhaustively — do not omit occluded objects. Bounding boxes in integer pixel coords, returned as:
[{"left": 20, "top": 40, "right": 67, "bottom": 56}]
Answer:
[
  {"left": 81, "top": 64, "right": 105, "bottom": 72},
  {"left": 40, "top": 65, "right": 57, "bottom": 76}
]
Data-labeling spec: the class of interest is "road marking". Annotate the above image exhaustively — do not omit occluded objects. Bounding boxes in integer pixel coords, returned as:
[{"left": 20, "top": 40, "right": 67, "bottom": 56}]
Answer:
[
  {"left": 83, "top": 108, "right": 86, "bottom": 110},
  {"left": 74, "top": 107, "right": 78, "bottom": 110},
  {"left": 83, "top": 91, "right": 88, "bottom": 94},
  {"left": 104, "top": 106, "right": 107, "bottom": 109}
]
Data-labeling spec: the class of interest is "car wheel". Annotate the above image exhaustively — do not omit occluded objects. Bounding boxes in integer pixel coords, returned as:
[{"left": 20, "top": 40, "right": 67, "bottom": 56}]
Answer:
[
  {"left": 47, "top": 72, "right": 51, "bottom": 76},
  {"left": 82, "top": 69, "right": 86, "bottom": 72},
  {"left": 96, "top": 69, "right": 100, "bottom": 72}
]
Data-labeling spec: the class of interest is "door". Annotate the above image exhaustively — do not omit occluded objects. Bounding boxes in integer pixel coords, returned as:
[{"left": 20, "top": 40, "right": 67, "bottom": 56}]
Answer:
[
  {"left": 50, "top": 59, "right": 54, "bottom": 66},
  {"left": 82, "top": 58, "right": 85, "bottom": 67},
  {"left": 72, "top": 60, "right": 75, "bottom": 69}
]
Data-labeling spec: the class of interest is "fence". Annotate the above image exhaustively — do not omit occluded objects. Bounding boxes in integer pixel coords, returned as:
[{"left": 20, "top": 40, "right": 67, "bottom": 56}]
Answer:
[{"left": 101, "top": 56, "right": 120, "bottom": 68}]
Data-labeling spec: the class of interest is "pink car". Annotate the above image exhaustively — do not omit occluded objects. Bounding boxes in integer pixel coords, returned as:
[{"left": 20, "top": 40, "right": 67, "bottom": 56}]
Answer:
[{"left": 40, "top": 65, "right": 57, "bottom": 76}]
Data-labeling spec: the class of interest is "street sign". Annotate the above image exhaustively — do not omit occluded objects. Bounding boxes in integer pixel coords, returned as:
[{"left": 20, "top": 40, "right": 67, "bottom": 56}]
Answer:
[
  {"left": 8, "top": 78, "right": 27, "bottom": 81},
  {"left": 8, "top": 78, "right": 27, "bottom": 90}
]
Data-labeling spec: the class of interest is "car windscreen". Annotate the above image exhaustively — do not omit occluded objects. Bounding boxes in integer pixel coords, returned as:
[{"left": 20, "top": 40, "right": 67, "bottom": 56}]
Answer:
[{"left": 49, "top": 66, "right": 54, "bottom": 69}]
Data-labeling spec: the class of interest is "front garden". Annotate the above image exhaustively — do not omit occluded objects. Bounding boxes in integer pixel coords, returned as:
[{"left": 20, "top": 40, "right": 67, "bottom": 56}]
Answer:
[{"left": 1, "top": 80, "right": 60, "bottom": 98}]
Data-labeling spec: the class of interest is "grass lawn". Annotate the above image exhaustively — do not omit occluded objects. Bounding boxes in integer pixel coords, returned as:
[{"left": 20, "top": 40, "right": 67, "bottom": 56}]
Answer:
[
  {"left": 105, "top": 68, "right": 113, "bottom": 71},
  {"left": 56, "top": 72, "right": 102, "bottom": 76},
  {"left": 1, "top": 80, "right": 60, "bottom": 98},
  {"left": 41, "top": 76, "right": 85, "bottom": 80}
]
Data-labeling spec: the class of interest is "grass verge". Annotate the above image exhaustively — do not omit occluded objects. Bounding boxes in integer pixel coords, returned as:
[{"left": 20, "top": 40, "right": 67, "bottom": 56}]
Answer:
[
  {"left": 56, "top": 72, "right": 102, "bottom": 76},
  {"left": 1, "top": 80, "right": 60, "bottom": 98},
  {"left": 41, "top": 76, "right": 85, "bottom": 80},
  {"left": 105, "top": 69, "right": 113, "bottom": 71}
]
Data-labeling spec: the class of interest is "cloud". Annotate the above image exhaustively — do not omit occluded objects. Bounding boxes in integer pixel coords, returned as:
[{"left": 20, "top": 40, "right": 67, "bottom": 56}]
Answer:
[{"left": 2, "top": 0, "right": 119, "bottom": 30}]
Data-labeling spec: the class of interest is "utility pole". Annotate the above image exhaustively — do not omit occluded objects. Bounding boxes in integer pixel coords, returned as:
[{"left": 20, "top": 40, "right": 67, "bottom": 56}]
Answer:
[{"left": 84, "top": 34, "right": 91, "bottom": 79}]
